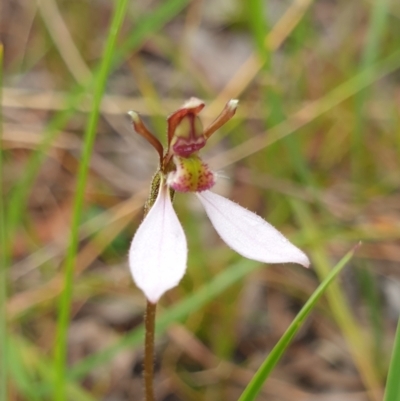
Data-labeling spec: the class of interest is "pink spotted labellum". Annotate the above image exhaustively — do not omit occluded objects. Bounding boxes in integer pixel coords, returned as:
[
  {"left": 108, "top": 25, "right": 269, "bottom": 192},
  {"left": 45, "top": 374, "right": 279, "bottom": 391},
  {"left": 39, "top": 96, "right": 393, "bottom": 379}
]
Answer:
[{"left": 128, "top": 98, "right": 310, "bottom": 303}]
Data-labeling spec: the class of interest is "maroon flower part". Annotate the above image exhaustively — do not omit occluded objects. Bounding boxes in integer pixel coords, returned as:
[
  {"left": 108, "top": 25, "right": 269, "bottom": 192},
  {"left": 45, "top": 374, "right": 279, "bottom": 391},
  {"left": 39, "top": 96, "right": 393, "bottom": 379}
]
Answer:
[{"left": 167, "top": 98, "right": 206, "bottom": 158}]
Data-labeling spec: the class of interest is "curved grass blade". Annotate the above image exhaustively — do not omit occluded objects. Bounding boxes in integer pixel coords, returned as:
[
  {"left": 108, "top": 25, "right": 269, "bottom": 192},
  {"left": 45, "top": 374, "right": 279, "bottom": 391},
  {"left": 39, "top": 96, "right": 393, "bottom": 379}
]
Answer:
[{"left": 237, "top": 246, "right": 357, "bottom": 401}]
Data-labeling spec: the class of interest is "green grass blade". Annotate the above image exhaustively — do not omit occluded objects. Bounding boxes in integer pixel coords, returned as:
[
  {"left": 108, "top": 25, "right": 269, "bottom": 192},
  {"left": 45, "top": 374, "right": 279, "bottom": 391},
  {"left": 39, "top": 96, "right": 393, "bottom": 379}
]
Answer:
[
  {"left": 384, "top": 317, "right": 400, "bottom": 401},
  {"left": 69, "top": 259, "right": 261, "bottom": 380},
  {"left": 0, "top": 42, "right": 8, "bottom": 401},
  {"left": 247, "top": 0, "right": 269, "bottom": 60},
  {"left": 53, "top": 1, "right": 130, "bottom": 399},
  {"left": 237, "top": 246, "right": 356, "bottom": 401}
]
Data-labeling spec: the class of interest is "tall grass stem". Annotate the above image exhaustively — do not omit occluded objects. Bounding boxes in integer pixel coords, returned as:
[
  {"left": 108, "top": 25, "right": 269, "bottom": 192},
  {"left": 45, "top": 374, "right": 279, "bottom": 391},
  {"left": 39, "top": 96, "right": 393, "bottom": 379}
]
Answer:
[{"left": 53, "top": 1, "right": 129, "bottom": 399}]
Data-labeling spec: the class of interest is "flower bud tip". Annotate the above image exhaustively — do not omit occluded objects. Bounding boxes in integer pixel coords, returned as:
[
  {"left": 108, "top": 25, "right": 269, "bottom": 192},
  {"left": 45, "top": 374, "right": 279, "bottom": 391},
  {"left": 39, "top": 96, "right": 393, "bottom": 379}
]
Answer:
[
  {"left": 182, "top": 97, "right": 205, "bottom": 109},
  {"left": 228, "top": 99, "right": 239, "bottom": 110},
  {"left": 127, "top": 110, "right": 140, "bottom": 122}
]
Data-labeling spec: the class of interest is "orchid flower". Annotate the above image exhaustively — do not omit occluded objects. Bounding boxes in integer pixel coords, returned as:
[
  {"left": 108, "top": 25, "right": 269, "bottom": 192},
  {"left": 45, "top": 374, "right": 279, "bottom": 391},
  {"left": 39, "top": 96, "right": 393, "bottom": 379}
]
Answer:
[{"left": 128, "top": 98, "right": 310, "bottom": 303}]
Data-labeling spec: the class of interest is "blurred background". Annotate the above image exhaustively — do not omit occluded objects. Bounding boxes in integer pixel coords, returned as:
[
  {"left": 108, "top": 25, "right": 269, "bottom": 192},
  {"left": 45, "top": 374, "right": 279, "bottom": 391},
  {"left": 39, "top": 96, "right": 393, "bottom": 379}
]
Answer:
[{"left": 1, "top": 0, "right": 400, "bottom": 400}]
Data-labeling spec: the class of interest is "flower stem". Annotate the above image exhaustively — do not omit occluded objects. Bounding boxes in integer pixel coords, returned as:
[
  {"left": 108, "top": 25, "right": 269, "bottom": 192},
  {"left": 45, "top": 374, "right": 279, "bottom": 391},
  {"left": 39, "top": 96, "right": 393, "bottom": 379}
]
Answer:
[{"left": 144, "top": 301, "right": 157, "bottom": 401}]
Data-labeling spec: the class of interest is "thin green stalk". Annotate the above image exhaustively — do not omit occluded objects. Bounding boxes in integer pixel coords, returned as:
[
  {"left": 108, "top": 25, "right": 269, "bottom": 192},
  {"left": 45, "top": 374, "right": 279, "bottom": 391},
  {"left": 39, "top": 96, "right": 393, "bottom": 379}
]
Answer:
[
  {"left": 384, "top": 317, "right": 400, "bottom": 401},
  {"left": 0, "top": 42, "right": 8, "bottom": 401},
  {"left": 247, "top": 0, "right": 269, "bottom": 61},
  {"left": 238, "top": 246, "right": 356, "bottom": 401},
  {"left": 144, "top": 302, "right": 157, "bottom": 401},
  {"left": 53, "top": 1, "right": 129, "bottom": 399}
]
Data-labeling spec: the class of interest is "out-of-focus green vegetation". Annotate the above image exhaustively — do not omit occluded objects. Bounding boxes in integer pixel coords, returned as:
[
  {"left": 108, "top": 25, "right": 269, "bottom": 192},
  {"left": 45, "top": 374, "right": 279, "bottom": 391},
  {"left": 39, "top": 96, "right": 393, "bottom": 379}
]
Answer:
[{"left": 1, "top": 0, "right": 400, "bottom": 400}]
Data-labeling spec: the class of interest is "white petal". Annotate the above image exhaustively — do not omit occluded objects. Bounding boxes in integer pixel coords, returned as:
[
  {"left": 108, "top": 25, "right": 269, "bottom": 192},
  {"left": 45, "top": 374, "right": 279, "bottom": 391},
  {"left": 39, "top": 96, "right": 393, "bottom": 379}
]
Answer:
[
  {"left": 129, "top": 185, "right": 187, "bottom": 303},
  {"left": 196, "top": 191, "right": 310, "bottom": 267}
]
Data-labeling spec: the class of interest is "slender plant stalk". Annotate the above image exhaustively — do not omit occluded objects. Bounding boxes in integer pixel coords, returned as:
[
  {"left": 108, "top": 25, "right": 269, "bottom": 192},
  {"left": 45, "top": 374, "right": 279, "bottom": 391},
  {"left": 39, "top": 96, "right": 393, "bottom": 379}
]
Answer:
[
  {"left": 0, "top": 42, "right": 8, "bottom": 401},
  {"left": 144, "top": 302, "right": 157, "bottom": 401},
  {"left": 53, "top": 1, "right": 129, "bottom": 400}
]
